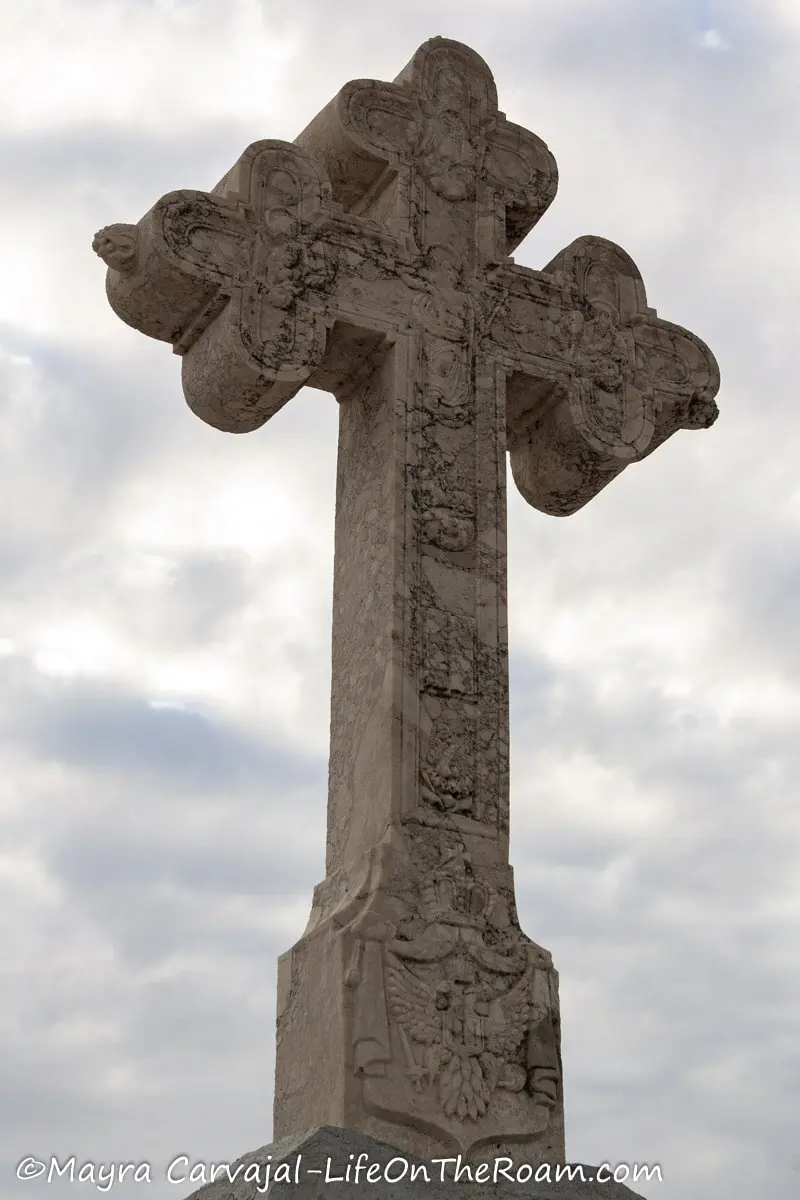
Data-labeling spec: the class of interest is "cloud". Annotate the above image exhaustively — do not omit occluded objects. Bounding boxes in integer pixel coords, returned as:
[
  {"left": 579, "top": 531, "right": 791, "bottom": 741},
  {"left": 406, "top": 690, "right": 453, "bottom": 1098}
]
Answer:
[{"left": 693, "top": 28, "right": 731, "bottom": 50}]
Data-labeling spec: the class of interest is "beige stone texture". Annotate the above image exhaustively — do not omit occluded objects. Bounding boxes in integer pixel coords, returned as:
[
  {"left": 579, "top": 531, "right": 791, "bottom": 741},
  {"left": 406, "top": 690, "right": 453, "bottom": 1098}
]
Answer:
[{"left": 94, "top": 36, "right": 719, "bottom": 1170}]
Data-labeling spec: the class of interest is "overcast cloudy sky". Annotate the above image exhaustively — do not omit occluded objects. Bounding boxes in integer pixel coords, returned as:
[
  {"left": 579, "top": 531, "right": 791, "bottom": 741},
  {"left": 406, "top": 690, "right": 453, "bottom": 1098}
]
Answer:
[{"left": 0, "top": 1, "right": 798, "bottom": 1198}]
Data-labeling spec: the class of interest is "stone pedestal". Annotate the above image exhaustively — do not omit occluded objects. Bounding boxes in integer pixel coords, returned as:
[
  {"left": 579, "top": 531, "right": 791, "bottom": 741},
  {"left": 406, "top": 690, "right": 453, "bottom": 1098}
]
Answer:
[
  {"left": 274, "top": 828, "right": 564, "bottom": 1166},
  {"left": 183, "top": 1127, "right": 649, "bottom": 1199}
]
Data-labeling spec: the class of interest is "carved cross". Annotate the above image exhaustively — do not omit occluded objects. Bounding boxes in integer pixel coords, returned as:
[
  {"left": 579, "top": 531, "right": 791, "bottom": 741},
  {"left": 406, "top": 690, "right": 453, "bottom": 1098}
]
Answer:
[{"left": 94, "top": 38, "right": 719, "bottom": 1168}]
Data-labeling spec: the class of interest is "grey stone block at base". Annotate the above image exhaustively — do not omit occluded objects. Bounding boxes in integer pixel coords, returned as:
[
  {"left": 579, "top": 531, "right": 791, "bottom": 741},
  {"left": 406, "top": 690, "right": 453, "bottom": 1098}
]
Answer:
[{"left": 183, "top": 1127, "right": 648, "bottom": 1199}]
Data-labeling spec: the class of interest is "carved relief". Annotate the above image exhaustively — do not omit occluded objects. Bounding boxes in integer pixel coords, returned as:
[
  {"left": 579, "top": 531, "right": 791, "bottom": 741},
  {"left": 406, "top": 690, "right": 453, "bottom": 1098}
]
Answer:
[
  {"left": 414, "top": 453, "right": 472, "bottom": 514},
  {"left": 420, "top": 606, "right": 476, "bottom": 696},
  {"left": 630, "top": 319, "right": 720, "bottom": 431},
  {"left": 551, "top": 237, "right": 720, "bottom": 444},
  {"left": 415, "top": 62, "right": 484, "bottom": 201},
  {"left": 682, "top": 391, "right": 719, "bottom": 429},
  {"left": 569, "top": 301, "right": 653, "bottom": 458},
  {"left": 257, "top": 210, "right": 336, "bottom": 312},
  {"left": 412, "top": 245, "right": 469, "bottom": 338},
  {"left": 159, "top": 192, "right": 252, "bottom": 282},
  {"left": 483, "top": 125, "right": 560, "bottom": 248},
  {"left": 365, "top": 105, "right": 418, "bottom": 153},
  {"left": 345, "top": 839, "right": 562, "bottom": 1145},
  {"left": 226, "top": 171, "right": 338, "bottom": 374},
  {"left": 256, "top": 194, "right": 338, "bottom": 307},
  {"left": 92, "top": 224, "right": 138, "bottom": 274},
  {"left": 507, "top": 235, "right": 719, "bottom": 516},
  {"left": 421, "top": 717, "right": 475, "bottom": 819},
  {"left": 235, "top": 204, "right": 337, "bottom": 374},
  {"left": 413, "top": 434, "right": 475, "bottom": 559},
  {"left": 424, "top": 243, "right": 463, "bottom": 291},
  {"left": 582, "top": 260, "right": 620, "bottom": 311},
  {"left": 410, "top": 215, "right": 482, "bottom": 830},
  {"left": 573, "top": 302, "right": 628, "bottom": 388},
  {"left": 420, "top": 508, "right": 474, "bottom": 553},
  {"left": 386, "top": 951, "right": 530, "bottom": 1119},
  {"left": 421, "top": 340, "right": 471, "bottom": 428},
  {"left": 420, "top": 746, "right": 474, "bottom": 818}
]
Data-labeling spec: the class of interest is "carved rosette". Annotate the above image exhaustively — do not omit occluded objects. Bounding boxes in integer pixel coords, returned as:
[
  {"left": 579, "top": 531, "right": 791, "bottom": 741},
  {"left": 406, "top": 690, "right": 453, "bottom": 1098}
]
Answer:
[{"left": 342, "top": 831, "right": 562, "bottom": 1155}]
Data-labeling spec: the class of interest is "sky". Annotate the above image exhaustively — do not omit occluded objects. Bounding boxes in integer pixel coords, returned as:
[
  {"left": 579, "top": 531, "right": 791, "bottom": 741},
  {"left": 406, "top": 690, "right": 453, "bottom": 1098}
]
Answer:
[{"left": 0, "top": 1, "right": 798, "bottom": 1197}]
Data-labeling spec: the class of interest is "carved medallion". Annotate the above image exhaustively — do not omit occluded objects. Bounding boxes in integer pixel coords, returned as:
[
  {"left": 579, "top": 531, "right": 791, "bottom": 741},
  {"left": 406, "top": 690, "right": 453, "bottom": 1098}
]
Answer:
[{"left": 569, "top": 302, "right": 654, "bottom": 458}]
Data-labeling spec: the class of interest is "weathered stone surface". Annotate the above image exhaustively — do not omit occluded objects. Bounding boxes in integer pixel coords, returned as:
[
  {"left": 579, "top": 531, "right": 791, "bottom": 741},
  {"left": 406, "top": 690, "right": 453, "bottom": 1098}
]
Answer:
[
  {"left": 181, "top": 1127, "right": 649, "bottom": 1199},
  {"left": 93, "top": 35, "right": 719, "bottom": 1171}
]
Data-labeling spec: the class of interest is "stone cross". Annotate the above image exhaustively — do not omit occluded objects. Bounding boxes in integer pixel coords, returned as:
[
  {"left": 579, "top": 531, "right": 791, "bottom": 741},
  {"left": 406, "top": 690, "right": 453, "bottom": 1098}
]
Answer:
[{"left": 93, "top": 38, "right": 719, "bottom": 1167}]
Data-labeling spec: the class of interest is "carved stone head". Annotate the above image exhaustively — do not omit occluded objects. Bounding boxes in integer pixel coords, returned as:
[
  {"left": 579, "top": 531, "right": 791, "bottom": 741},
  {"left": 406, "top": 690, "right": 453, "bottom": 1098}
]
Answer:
[{"left": 92, "top": 224, "right": 138, "bottom": 274}]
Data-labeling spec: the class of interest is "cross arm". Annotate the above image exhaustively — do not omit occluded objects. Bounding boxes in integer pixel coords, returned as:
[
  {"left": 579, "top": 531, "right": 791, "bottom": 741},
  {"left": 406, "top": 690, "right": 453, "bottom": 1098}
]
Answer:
[
  {"left": 294, "top": 36, "right": 559, "bottom": 258},
  {"left": 494, "top": 236, "right": 720, "bottom": 516},
  {"left": 92, "top": 189, "right": 252, "bottom": 349},
  {"left": 93, "top": 140, "right": 338, "bottom": 434}
]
